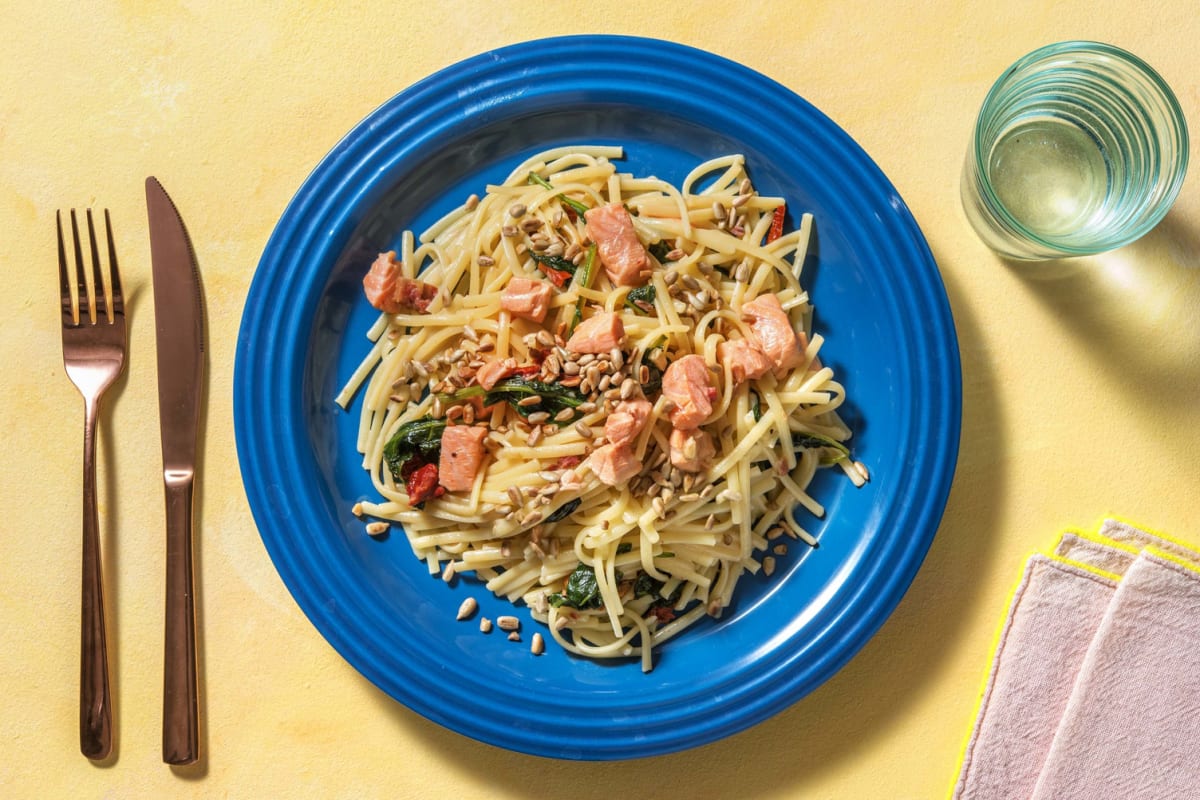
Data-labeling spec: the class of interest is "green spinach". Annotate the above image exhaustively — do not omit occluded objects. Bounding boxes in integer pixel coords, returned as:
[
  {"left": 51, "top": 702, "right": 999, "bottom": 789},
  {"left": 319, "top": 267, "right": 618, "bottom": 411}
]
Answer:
[
  {"left": 526, "top": 172, "right": 590, "bottom": 217},
  {"left": 548, "top": 562, "right": 604, "bottom": 610},
  {"left": 442, "top": 376, "right": 587, "bottom": 425},
  {"left": 792, "top": 431, "right": 851, "bottom": 465},
  {"left": 382, "top": 417, "right": 447, "bottom": 481},
  {"left": 623, "top": 284, "right": 656, "bottom": 314}
]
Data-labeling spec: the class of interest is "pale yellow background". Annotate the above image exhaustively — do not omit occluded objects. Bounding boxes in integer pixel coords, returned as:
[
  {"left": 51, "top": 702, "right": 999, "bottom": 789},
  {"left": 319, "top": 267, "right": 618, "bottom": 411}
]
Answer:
[{"left": 3, "top": 2, "right": 1198, "bottom": 798}]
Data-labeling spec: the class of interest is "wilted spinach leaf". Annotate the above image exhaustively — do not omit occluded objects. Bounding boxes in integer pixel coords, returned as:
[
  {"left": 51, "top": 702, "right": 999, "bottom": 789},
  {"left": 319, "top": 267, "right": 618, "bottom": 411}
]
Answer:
[{"left": 382, "top": 417, "right": 446, "bottom": 481}]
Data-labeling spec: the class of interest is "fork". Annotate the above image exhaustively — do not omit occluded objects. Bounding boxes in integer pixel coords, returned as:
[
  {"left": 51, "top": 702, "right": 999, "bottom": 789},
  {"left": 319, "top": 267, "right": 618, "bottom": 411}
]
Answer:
[{"left": 57, "top": 208, "right": 126, "bottom": 760}]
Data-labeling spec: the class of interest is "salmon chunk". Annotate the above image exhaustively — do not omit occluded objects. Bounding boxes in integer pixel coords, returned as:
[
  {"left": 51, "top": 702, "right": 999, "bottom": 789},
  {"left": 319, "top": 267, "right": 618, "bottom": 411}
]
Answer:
[
  {"left": 661, "top": 354, "right": 717, "bottom": 430},
  {"left": 717, "top": 339, "right": 774, "bottom": 385},
  {"left": 669, "top": 427, "right": 715, "bottom": 473},
  {"left": 603, "top": 398, "right": 653, "bottom": 447},
  {"left": 362, "top": 252, "right": 437, "bottom": 313},
  {"left": 565, "top": 310, "right": 625, "bottom": 354},
  {"left": 438, "top": 424, "right": 488, "bottom": 492},
  {"left": 500, "top": 276, "right": 553, "bottom": 323},
  {"left": 584, "top": 203, "right": 648, "bottom": 287},
  {"left": 476, "top": 358, "right": 518, "bottom": 391},
  {"left": 742, "top": 293, "right": 804, "bottom": 373},
  {"left": 363, "top": 251, "right": 403, "bottom": 313},
  {"left": 588, "top": 443, "right": 642, "bottom": 487}
]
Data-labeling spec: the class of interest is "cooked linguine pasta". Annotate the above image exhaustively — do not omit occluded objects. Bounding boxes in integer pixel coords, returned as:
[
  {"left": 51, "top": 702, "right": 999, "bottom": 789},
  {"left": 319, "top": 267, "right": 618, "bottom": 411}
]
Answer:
[{"left": 337, "top": 146, "right": 865, "bottom": 671}]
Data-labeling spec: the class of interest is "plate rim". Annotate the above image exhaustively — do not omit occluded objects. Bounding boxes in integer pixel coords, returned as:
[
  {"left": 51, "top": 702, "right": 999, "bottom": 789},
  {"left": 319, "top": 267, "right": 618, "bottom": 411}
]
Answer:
[{"left": 234, "top": 33, "right": 962, "bottom": 759}]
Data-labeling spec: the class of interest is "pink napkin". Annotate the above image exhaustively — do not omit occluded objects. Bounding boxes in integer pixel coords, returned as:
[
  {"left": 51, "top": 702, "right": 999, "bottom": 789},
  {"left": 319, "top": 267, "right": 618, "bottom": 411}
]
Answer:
[
  {"left": 1053, "top": 529, "right": 1137, "bottom": 574},
  {"left": 951, "top": 554, "right": 1117, "bottom": 799},
  {"left": 1028, "top": 549, "right": 1200, "bottom": 799},
  {"left": 952, "top": 522, "right": 1200, "bottom": 800}
]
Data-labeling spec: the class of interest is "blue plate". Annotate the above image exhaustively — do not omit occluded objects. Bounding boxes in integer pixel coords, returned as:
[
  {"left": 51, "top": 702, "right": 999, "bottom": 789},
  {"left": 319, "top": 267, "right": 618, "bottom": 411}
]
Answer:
[{"left": 234, "top": 35, "right": 961, "bottom": 760}]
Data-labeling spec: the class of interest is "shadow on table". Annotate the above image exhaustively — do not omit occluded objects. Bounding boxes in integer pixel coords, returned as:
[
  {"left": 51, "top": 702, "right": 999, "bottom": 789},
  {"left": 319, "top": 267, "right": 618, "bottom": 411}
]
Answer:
[
  {"left": 1002, "top": 211, "right": 1200, "bottom": 425},
  {"left": 364, "top": 242, "right": 1009, "bottom": 797}
]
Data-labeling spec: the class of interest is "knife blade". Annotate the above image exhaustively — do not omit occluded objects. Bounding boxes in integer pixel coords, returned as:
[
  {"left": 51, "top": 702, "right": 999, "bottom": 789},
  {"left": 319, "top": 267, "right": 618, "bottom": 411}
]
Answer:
[{"left": 146, "top": 176, "right": 204, "bottom": 766}]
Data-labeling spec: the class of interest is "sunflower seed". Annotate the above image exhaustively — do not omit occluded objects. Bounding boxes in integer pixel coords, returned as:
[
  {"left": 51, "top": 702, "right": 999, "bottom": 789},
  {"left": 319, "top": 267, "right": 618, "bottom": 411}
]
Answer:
[{"left": 456, "top": 597, "right": 478, "bottom": 620}]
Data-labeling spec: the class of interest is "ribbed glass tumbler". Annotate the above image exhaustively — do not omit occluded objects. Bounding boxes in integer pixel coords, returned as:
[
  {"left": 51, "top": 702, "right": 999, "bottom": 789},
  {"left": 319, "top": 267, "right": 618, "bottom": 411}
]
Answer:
[{"left": 961, "top": 41, "right": 1188, "bottom": 260}]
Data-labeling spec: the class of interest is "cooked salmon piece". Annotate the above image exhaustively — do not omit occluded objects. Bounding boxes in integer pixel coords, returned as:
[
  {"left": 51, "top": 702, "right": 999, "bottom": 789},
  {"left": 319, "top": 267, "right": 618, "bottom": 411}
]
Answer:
[
  {"left": 438, "top": 424, "right": 488, "bottom": 492},
  {"left": 565, "top": 310, "right": 625, "bottom": 354},
  {"left": 717, "top": 339, "right": 774, "bottom": 385},
  {"left": 362, "top": 251, "right": 437, "bottom": 313},
  {"left": 588, "top": 443, "right": 642, "bottom": 486},
  {"left": 742, "top": 293, "right": 805, "bottom": 373},
  {"left": 476, "top": 357, "right": 518, "bottom": 390},
  {"left": 584, "top": 203, "right": 648, "bottom": 287},
  {"left": 661, "top": 354, "right": 717, "bottom": 430},
  {"left": 363, "top": 251, "right": 403, "bottom": 313},
  {"left": 603, "top": 398, "right": 653, "bottom": 447},
  {"left": 500, "top": 276, "right": 553, "bottom": 323},
  {"left": 669, "top": 427, "right": 715, "bottom": 473}
]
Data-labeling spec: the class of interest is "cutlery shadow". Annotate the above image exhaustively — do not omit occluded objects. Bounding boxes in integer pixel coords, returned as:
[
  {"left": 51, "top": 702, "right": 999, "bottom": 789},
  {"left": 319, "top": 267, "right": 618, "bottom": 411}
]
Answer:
[{"left": 365, "top": 251, "right": 1004, "bottom": 796}]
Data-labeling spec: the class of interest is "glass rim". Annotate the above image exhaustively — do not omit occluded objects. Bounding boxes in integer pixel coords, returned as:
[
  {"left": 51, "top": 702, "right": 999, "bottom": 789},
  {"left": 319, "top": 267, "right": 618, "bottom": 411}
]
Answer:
[{"left": 970, "top": 39, "right": 1190, "bottom": 255}]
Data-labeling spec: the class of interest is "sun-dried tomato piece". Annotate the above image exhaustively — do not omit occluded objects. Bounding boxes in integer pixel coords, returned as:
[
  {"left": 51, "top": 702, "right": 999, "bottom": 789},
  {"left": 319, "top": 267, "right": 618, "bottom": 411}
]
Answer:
[
  {"left": 405, "top": 462, "right": 445, "bottom": 507},
  {"left": 767, "top": 203, "right": 786, "bottom": 243}
]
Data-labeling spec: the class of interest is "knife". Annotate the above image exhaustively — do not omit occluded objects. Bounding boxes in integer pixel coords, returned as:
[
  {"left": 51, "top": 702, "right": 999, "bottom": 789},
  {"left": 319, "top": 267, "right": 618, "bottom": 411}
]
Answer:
[{"left": 146, "top": 177, "right": 204, "bottom": 766}]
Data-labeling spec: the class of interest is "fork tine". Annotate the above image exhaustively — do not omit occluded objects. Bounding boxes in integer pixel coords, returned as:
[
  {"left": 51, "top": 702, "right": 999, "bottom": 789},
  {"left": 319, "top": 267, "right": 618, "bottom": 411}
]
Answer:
[
  {"left": 85, "top": 209, "right": 109, "bottom": 323},
  {"left": 103, "top": 210, "right": 123, "bottom": 316},
  {"left": 56, "top": 210, "right": 77, "bottom": 326},
  {"left": 69, "top": 209, "right": 93, "bottom": 324}
]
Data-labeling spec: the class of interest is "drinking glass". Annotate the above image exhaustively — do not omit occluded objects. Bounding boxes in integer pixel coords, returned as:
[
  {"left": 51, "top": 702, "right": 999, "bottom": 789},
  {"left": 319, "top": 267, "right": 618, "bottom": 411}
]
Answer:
[{"left": 961, "top": 41, "right": 1188, "bottom": 260}]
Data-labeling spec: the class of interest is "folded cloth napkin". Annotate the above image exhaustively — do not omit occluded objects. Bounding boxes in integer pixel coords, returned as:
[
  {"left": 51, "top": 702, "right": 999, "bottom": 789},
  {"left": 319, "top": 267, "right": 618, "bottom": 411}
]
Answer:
[
  {"left": 1053, "top": 529, "right": 1138, "bottom": 574},
  {"left": 952, "top": 521, "right": 1200, "bottom": 800},
  {"left": 951, "top": 554, "right": 1118, "bottom": 799},
  {"left": 1029, "top": 549, "right": 1200, "bottom": 800}
]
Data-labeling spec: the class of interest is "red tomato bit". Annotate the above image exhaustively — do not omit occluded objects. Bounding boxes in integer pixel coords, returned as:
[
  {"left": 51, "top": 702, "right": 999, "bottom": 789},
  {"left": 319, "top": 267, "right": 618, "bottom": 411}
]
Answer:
[
  {"left": 402, "top": 460, "right": 445, "bottom": 508},
  {"left": 767, "top": 203, "right": 787, "bottom": 243}
]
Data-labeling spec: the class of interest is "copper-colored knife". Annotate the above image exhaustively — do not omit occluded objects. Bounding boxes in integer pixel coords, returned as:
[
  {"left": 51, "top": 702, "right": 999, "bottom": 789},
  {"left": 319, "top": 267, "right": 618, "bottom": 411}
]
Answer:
[{"left": 146, "top": 177, "right": 204, "bottom": 766}]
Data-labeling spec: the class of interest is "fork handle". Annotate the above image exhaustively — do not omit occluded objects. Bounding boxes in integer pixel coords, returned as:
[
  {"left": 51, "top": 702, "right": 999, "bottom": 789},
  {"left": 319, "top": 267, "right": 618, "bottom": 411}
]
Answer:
[
  {"left": 163, "top": 476, "right": 198, "bottom": 765},
  {"left": 80, "top": 397, "right": 112, "bottom": 760}
]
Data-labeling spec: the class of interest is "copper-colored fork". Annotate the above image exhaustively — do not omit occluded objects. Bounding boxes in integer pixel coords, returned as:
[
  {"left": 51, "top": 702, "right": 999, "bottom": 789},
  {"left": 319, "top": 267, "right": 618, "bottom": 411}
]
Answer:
[{"left": 57, "top": 209, "right": 125, "bottom": 760}]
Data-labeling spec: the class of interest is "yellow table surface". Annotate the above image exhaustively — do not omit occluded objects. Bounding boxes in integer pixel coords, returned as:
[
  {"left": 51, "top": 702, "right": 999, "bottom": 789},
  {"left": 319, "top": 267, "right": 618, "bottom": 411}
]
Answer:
[{"left": 3, "top": 2, "right": 1198, "bottom": 797}]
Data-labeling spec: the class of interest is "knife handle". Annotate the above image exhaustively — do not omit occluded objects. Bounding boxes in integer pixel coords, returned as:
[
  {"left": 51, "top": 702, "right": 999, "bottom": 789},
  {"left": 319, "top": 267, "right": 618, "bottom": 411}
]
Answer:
[{"left": 163, "top": 475, "right": 198, "bottom": 765}]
